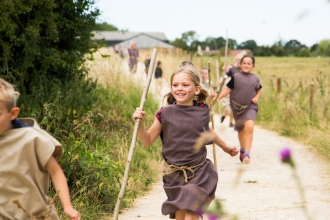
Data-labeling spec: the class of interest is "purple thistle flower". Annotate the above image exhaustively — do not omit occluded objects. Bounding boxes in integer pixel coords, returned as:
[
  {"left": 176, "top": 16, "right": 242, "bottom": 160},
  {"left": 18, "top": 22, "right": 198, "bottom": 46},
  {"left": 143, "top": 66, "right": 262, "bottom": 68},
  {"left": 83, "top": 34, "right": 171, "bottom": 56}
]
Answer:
[
  {"left": 280, "top": 147, "right": 295, "bottom": 168},
  {"left": 280, "top": 148, "right": 291, "bottom": 161},
  {"left": 208, "top": 214, "right": 219, "bottom": 220}
]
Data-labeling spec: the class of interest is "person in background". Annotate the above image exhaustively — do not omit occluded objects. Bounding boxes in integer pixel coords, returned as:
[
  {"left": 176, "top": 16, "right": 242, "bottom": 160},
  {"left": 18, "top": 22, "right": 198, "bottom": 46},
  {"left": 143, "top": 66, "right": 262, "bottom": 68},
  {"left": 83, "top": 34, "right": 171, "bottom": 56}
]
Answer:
[
  {"left": 200, "top": 68, "right": 215, "bottom": 89},
  {"left": 144, "top": 54, "right": 151, "bottom": 76},
  {"left": 219, "top": 64, "right": 235, "bottom": 127},
  {"left": 128, "top": 43, "right": 139, "bottom": 74},
  {"left": 216, "top": 55, "right": 262, "bottom": 164},
  {"left": 154, "top": 60, "right": 163, "bottom": 95},
  {"left": 225, "top": 52, "right": 247, "bottom": 77}
]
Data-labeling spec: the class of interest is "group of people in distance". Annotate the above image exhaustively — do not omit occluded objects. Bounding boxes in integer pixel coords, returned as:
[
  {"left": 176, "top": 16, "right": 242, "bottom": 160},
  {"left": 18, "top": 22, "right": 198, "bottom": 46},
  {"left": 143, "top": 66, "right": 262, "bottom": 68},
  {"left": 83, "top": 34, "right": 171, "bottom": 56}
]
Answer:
[
  {"left": 0, "top": 47, "right": 260, "bottom": 219},
  {"left": 133, "top": 54, "right": 261, "bottom": 219}
]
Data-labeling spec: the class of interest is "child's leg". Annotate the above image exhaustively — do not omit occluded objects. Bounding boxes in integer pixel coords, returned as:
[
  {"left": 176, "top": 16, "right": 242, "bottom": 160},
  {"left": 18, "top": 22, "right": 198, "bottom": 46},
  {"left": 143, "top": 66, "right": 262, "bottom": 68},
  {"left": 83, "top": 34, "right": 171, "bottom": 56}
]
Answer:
[
  {"left": 185, "top": 210, "right": 199, "bottom": 220},
  {"left": 230, "top": 113, "right": 234, "bottom": 124},
  {"left": 244, "top": 120, "right": 255, "bottom": 154},
  {"left": 175, "top": 210, "right": 199, "bottom": 220},
  {"left": 237, "top": 128, "right": 245, "bottom": 149},
  {"left": 175, "top": 210, "right": 185, "bottom": 220}
]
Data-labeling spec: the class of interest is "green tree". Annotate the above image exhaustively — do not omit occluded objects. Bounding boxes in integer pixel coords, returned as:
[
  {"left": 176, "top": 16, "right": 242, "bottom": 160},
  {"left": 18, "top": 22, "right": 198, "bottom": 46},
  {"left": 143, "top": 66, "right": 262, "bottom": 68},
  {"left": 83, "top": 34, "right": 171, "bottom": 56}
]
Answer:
[
  {"left": 94, "top": 22, "right": 118, "bottom": 31},
  {"left": 317, "top": 39, "right": 330, "bottom": 56},
  {"left": 237, "top": 40, "right": 258, "bottom": 54},
  {"left": 284, "top": 39, "right": 307, "bottom": 56},
  {"left": 171, "top": 31, "right": 199, "bottom": 52},
  {"left": 0, "top": 0, "right": 100, "bottom": 91}
]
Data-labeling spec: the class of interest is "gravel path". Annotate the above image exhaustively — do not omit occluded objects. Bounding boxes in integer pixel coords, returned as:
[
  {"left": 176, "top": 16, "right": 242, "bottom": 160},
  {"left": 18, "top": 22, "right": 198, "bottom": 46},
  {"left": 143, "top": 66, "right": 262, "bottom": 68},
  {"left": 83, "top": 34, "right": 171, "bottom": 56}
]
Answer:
[{"left": 118, "top": 112, "right": 330, "bottom": 220}]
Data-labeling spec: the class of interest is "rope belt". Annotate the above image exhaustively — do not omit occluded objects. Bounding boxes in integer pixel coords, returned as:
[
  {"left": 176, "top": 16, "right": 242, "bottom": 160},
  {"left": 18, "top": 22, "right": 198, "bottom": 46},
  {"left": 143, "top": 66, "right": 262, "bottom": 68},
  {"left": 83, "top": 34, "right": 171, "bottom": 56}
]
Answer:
[
  {"left": 163, "top": 159, "right": 206, "bottom": 183},
  {"left": 231, "top": 99, "right": 248, "bottom": 115}
]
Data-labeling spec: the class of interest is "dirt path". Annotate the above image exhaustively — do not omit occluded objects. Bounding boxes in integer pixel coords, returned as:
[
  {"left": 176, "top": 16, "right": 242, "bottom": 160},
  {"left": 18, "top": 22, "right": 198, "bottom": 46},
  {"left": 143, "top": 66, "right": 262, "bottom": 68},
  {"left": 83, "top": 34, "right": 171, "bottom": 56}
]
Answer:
[
  {"left": 119, "top": 113, "right": 330, "bottom": 220},
  {"left": 116, "top": 62, "right": 330, "bottom": 220}
]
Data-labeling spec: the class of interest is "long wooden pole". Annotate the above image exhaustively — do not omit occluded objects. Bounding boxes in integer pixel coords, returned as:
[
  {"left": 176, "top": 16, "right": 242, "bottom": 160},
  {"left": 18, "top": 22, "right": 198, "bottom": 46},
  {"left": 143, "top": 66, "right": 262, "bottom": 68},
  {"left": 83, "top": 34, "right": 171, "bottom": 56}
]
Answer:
[
  {"left": 113, "top": 48, "right": 158, "bottom": 220},
  {"left": 215, "top": 60, "right": 221, "bottom": 119},
  {"left": 208, "top": 61, "right": 218, "bottom": 171}
]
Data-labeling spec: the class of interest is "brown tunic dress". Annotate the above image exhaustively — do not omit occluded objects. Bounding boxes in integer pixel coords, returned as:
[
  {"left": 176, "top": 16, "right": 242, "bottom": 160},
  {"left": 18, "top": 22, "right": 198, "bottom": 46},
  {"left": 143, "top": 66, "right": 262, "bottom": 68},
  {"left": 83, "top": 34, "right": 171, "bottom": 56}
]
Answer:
[
  {"left": 228, "top": 72, "right": 261, "bottom": 132},
  {"left": 0, "top": 118, "right": 62, "bottom": 219},
  {"left": 156, "top": 102, "right": 218, "bottom": 219}
]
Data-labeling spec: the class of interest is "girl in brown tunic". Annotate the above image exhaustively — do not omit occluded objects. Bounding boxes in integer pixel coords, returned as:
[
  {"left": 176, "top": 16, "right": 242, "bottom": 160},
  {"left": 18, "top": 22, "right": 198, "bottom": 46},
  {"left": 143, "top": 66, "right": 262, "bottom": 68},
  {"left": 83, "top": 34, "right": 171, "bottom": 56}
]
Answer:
[
  {"left": 216, "top": 55, "right": 262, "bottom": 164},
  {"left": 133, "top": 66, "right": 238, "bottom": 220}
]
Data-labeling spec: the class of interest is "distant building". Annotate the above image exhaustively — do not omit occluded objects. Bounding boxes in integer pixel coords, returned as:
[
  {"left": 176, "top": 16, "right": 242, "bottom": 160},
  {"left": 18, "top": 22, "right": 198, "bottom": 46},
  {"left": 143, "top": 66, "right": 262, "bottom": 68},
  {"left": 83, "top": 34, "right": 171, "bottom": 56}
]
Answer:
[{"left": 92, "top": 31, "right": 175, "bottom": 49}]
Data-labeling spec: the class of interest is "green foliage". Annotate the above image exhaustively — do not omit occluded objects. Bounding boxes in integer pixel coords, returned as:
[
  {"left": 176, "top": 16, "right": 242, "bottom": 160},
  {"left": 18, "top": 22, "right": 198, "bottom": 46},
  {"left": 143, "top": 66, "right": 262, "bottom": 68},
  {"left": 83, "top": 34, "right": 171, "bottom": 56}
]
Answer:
[
  {"left": 94, "top": 22, "right": 119, "bottom": 31},
  {"left": 171, "top": 29, "right": 330, "bottom": 57},
  {"left": 317, "top": 39, "right": 330, "bottom": 56},
  {"left": 0, "top": 0, "right": 162, "bottom": 218},
  {"left": 35, "top": 77, "right": 161, "bottom": 218},
  {"left": 0, "top": 0, "right": 100, "bottom": 89},
  {"left": 237, "top": 40, "right": 258, "bottom": 54},
  {"left": 257, "top": 70, "right": 330, "bottom": 161},
  {"left": 171, "top": 31, "right": 199, "bottom": 52}
]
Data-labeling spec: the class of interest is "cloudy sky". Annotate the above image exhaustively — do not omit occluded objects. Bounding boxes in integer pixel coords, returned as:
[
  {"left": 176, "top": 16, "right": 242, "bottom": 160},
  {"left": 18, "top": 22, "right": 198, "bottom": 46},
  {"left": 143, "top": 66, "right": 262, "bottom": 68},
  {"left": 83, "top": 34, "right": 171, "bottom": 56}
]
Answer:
[{"left": 95, "top": 0, "right": 330, "bottom": 47}]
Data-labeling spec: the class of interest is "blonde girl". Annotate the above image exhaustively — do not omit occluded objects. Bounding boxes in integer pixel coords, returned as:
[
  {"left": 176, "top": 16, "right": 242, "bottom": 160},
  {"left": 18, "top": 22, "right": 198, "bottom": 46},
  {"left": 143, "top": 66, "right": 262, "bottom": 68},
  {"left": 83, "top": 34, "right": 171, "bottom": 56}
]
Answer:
[{"left": 133, "top": 66, "right": 238, "bottom": 220}]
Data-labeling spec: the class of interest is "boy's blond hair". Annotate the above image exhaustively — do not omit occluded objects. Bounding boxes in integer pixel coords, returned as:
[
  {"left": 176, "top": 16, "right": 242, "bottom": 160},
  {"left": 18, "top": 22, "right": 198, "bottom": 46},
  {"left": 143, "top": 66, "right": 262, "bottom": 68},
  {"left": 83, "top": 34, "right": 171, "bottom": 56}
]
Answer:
[{"left": 0, "top": 78, "right": 19, "bottom": 111}]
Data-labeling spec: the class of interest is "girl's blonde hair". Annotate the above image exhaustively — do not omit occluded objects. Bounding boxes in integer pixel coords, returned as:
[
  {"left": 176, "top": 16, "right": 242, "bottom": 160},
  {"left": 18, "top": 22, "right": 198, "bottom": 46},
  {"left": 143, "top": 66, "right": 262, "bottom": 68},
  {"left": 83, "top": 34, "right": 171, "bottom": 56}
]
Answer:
[
  {"left": 164, "top": 66, "right": 208, "bottom": 105},
  {"left": 0, "top": 78, "right": 19, "bottom": 111}
]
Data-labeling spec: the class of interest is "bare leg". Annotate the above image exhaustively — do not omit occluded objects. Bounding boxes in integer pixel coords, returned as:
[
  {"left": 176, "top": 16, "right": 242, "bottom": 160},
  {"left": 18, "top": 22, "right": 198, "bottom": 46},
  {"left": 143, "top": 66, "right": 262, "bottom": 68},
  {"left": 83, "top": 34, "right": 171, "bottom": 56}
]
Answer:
[
  {"left": 176, "top": 210, "right": 185, "bottom": 220},
  {"left": 230, "top": 114, "right": 234, "bottom": 124},
  {"left": 244, "top": 120, "right": 255, "bottom": 153},
  {"left": 237, "top": 128, "right": 246, "bottom": 149},
  {"left": 185, "top": 210, "right": 199, "bottom": 220}
]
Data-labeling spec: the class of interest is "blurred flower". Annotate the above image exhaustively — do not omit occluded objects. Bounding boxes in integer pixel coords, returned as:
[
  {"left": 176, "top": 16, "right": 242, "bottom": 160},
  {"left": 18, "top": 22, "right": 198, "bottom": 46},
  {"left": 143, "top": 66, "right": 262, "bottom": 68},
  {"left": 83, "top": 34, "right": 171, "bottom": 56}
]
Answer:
[
  {"left": 280, "top": 147, "right": 295, "bottom": 168},
  {"left": 279, "top": 147, "right": 312, "bottom": 219},
  {"left": 196, "top": 208, "right": 204, "bottom": 217},
  {"left": 205, "top": 199, "right": 225, "bottom": 219},
  {"left": 208, "top": 214, "right": 218, "bottom": 220},
  {"left": 280, "top": 148, "right": 291, "bottom": 160}
]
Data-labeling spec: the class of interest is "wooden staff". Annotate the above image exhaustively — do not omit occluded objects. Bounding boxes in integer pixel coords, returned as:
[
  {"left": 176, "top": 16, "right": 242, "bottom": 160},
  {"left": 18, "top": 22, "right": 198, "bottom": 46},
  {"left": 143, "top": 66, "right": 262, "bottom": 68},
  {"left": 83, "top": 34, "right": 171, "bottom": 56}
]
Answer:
[
  {"left": 208, "top": 61, "right": 218, "bottom": 171},
  {"left": 113, "top": 48, "right": 158, "bottom": 220},
  {"left": 214, "top": 31, "right": 229, "bottom": 103},
  {"left": 215, "top": 60, "right": 222, "bottom": 120}
]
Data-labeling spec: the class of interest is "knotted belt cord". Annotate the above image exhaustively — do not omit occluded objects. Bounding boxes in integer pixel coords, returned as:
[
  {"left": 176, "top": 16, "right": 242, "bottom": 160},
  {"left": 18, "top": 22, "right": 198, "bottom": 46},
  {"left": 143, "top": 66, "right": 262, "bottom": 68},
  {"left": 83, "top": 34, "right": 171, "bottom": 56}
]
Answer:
[
  {"left": 163, "top": 159, "right": 206, "bottom": 183},
  {"left": 231, "top": 99, "right": 248, "bottom": 115}
]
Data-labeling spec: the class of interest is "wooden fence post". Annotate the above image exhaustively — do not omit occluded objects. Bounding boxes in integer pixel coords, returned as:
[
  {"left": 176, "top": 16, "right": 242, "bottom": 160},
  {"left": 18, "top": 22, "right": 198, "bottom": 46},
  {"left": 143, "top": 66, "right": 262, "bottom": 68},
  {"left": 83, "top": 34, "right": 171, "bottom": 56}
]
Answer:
[
  {"left": 275, "top": 78, "right": 281, "bottom": 94},
  {"left": 194, "top": 53, "right": 197, "bottom": 65},
  {"left": 310, "top": 84, "right": 314, "bottom": 111}
]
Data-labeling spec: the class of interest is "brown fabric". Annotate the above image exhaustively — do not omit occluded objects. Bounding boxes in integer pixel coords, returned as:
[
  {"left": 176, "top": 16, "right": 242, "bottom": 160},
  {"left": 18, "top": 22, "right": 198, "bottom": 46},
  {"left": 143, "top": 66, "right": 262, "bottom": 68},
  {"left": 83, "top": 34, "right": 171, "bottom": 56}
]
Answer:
[
  {"left": 230, "top": 72, "right": 260, "bottom": 132},
  {"left": 0, "top": 118, "right": 62, "bottom": 220},
  {"left": 159, "top": 105, "right": 218, "bottom": 219}
]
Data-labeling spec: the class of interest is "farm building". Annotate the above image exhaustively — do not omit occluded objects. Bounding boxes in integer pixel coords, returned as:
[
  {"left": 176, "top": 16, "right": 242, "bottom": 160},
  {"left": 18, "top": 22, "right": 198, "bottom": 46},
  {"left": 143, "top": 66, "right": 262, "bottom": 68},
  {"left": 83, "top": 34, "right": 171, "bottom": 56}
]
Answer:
[{"left": 92, "top": 31, "right": 175, "bottom": 50}]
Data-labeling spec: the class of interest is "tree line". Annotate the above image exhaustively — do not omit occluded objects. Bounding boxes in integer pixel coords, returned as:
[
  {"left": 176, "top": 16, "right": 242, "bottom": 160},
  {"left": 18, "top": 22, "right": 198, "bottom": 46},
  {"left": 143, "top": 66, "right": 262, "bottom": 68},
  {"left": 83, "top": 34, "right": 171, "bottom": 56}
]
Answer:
[{"left": 170, "top": 31, "right": 330, "bottom": 57}]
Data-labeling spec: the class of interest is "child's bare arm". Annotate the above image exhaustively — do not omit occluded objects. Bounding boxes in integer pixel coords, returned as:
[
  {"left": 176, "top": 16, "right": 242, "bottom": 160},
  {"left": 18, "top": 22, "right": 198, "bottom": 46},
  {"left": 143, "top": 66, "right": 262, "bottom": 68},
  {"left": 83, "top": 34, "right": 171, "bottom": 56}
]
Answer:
[
  {"left": 252, "top": 88, "right": 262, "bottom": 104},
  {"left": 46, "top": 156, "right": 81, "bottom": 220},
  {"left": 132, "top": 108, "right": 162, "bottom": 147},
  {"left": 215, "top": 87, "right": 231, "bottom": 102},
  {"left": 209, "top": 127, "right": 238, "bottom": 157}
]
